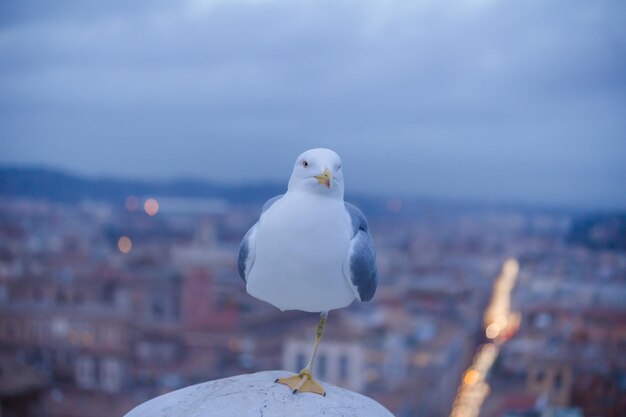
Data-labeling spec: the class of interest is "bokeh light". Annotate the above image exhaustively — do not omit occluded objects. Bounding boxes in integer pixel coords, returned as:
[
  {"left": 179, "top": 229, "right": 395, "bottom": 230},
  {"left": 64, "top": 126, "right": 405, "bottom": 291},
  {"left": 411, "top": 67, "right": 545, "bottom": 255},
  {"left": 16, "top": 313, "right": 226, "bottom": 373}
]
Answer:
[
  {"left": 485, "top": 323, "right": 500, "bottom": 339},
  {"left": 125, "top": 195, "right": 139, "bottom": 212},
  {"left": 463, "top": 369, "right": 480, "bottom": 385},
  {"left": 144, "top": 198, "right": 159, "bottom": 216},
  {"left": 117, "top": 236, "right": 132, "bottom": 254}
]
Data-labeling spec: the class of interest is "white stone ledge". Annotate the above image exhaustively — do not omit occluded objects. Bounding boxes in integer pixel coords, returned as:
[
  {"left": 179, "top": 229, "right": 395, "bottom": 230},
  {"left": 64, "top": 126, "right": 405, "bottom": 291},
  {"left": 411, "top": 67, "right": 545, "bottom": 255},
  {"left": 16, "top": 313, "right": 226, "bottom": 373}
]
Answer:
[{"left": 124, "top": 370, "right": 395, "bottom": 417}]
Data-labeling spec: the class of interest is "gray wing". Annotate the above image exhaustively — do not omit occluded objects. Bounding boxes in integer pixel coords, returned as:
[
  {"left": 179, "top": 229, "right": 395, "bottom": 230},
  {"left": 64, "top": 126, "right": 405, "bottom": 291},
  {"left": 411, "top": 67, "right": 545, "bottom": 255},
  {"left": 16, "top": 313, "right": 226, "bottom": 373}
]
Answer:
[
  {"left": 237, "top": 195, "right": 283, "bottom": 282},
  {"left": 343, "top": 202, "right": 378, "bottom": 302}
]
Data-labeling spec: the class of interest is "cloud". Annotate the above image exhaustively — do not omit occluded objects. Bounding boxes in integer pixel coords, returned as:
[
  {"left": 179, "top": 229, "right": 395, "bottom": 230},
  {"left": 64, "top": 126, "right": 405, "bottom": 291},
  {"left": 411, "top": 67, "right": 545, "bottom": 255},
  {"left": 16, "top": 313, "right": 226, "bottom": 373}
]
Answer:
[{"left": 1, "top": 0, "right": 625, "bottom": 208}]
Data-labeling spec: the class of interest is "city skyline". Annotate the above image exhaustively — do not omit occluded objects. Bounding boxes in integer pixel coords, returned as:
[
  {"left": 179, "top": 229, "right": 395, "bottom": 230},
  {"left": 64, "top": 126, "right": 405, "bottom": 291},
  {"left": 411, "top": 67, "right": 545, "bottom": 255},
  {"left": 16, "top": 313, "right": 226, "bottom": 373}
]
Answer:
[
  {"left": 1, "top": 190, "right": 624, "bottom": 417},
  {"left": 1, "top": 164, "right": 621, "bottom": 213}
]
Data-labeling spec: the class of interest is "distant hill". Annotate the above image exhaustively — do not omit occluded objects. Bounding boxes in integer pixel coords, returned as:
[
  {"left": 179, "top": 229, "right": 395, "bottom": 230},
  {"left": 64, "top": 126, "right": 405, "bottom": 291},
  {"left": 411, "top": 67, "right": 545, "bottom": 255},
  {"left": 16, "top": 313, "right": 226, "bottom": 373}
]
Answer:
[
  {"left": 1, "top": 166, "right": 605, "bottom": 219},
  {"left": 0, "top": 166, "right": 285, "bottom": 205}
]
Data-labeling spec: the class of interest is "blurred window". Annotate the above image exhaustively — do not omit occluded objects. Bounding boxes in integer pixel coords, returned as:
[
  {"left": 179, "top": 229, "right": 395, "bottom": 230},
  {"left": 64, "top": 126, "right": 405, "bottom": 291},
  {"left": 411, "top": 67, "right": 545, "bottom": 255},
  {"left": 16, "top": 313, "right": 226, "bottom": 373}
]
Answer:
[
  {"left": 151, "top": 300, "right": 164, "bottom": 318},
  {"left": 101, "top": 357, "right": 123, "bottom": 392},
  {"left": 339, "top": 355, "right": 349, "bottom": 380},
  {"left": 554, "top": 371, "right": 563, "bottom": 389},
  {"left": 101, "top": 283, "right": 116, "bottom": 305},
  {"left": 74, "top": 291, "right": 85, "bottom": 305},
  {"left": 56, "top": 290, "right": 67, "bottom": 305},
  {"left": 317, "top": 354, "right": 326, "bottom": 379},
  {"left": 295, "top": 353, "right": 305, "bottom": 371},
  {"left": 75, "top": 356, "right": 96, "bottom": 389},
  {"left": 535, "top": 369, "right": 545, "bottom": 384},
  {"left": 5, "top": 320, "right": 18, "bottom": 338}
]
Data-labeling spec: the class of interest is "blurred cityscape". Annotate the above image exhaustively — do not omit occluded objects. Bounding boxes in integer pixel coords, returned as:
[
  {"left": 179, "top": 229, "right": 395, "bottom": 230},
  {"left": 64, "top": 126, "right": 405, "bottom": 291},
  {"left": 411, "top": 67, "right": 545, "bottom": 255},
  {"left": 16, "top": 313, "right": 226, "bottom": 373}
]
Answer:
[{"left": 0, "top": 167, "right": 625, "bottom": 417}]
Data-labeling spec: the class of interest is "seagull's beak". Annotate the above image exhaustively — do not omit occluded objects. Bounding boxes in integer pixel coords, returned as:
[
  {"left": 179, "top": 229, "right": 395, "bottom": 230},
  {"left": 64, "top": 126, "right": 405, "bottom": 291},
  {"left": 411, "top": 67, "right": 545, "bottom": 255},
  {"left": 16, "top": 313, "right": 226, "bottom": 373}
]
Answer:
[{"left": 315, "top": 168, "right": 333, "bottom": 189}]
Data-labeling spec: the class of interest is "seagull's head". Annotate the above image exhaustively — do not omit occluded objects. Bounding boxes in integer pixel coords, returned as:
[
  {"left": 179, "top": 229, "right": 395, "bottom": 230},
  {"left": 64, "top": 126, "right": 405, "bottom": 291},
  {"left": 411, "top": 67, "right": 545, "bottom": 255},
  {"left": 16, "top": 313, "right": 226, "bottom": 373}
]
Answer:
[{"left": 287, "top": 148, "right": 344, "bottom": 198}]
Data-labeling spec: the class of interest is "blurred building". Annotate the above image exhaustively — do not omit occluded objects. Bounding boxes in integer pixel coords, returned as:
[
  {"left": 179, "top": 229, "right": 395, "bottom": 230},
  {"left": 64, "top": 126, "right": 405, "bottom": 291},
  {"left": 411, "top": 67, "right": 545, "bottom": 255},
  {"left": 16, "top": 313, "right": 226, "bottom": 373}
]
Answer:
[
  {"left": 0, "top": 352, "right": 48, "bottom": 417},
  {"left": 0, "top": 199, "right": 243, "bottom": 417},
  {"left": 0, "top": 197, "right": 624, "bottom": 417}
]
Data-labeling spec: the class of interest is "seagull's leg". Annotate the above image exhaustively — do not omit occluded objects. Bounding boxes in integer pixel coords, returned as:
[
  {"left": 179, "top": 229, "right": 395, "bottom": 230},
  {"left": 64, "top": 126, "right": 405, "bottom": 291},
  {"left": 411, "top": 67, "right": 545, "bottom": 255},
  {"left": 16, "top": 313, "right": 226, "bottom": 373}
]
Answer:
[{"left": 275, "top": 312, "right": 328, "bottom": 396}]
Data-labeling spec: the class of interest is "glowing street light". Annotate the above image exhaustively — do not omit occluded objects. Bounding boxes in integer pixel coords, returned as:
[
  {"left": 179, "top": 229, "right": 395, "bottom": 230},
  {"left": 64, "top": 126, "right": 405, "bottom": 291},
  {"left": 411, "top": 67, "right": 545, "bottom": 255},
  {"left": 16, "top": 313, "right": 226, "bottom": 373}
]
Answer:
[
  {"left": 463, "top": 369, "right": 480, "bottom": 386},
  {"left": 117, "top": 236, "right": 132, "bottom": 254},
  {"left": 449, "top": 259, "right": 521, "bottom": 417},
  {"left": 144, "top": 198, "right": 159, "bottom": 216}
]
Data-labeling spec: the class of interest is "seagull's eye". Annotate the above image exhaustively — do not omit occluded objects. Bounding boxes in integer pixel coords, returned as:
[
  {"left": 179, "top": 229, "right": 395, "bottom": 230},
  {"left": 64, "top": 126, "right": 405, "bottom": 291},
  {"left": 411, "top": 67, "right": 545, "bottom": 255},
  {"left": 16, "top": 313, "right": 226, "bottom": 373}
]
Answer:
[
  {"left": 337, "top": 164, "right": 341, "bottom": 170},
  {"left": 302, "top": 160, "right": 309, "bottom": 168}
]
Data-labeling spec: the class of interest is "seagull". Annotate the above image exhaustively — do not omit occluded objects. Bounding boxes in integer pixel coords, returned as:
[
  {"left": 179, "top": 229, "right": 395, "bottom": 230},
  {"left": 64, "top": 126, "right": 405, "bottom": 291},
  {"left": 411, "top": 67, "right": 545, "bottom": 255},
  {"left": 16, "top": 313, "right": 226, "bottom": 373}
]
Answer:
[{"left": 237, "top": 148, "right": 378, "bottom": 396}]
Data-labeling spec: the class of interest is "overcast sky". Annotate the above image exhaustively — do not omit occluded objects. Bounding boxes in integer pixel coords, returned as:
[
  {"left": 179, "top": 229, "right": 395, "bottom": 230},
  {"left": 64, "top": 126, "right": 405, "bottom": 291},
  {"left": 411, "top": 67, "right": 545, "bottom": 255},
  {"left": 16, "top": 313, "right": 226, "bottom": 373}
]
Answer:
[{"left": 1, "top": 0, "right": 624, "bottom": 208}]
